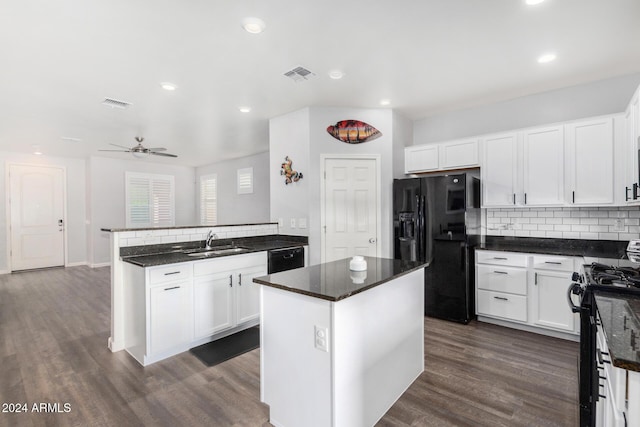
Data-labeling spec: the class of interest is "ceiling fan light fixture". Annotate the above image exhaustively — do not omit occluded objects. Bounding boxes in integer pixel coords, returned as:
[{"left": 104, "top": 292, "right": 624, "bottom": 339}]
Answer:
[
  {"left": 242, "top": 17, "right": 266, "bottom": 34},
  {"left": 132, "top": 151, "right": 148, "bottom": 159}
]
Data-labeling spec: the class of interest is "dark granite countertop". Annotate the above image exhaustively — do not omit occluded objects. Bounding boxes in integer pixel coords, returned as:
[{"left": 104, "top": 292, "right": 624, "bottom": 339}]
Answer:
[
  {"left": 253, "top": 256, "right": 427, "bottom": 302},
  {"left": 477, "top": 236, "right": 628, "bottom": 259},
  {"left": 594, "top": 291, "right": 640, "bottom": 372},
  {"left": 121, "top": 235, "right": 307, "bottom": 267},
  {"left": 101, "top": 222, "right": 277, "bottom": 233}
]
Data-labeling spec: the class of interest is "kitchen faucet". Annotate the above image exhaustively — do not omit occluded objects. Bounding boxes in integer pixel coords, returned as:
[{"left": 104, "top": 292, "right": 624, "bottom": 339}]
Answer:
[{"left": 205, "top": 230, "right": 218, "bottom": 249}]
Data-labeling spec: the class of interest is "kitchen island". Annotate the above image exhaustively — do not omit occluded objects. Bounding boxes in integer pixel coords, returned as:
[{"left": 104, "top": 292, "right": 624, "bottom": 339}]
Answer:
[{"left": 253, "top": 256, "right": 426, "bottom": 427}]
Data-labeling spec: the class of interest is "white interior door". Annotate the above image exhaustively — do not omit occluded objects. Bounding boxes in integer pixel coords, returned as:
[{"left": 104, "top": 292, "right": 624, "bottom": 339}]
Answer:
[
  {"left": 9, "top": 164, "right": 65, "bottom": 271},
  {"left": 323, "top": 157, "right": 378, "bottom": 263}
]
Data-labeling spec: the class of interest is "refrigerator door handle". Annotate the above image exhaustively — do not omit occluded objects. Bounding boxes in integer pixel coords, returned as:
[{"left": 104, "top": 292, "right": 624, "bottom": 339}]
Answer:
[{"left": 461, "top": 244, "right": 465, "bottom": 271}]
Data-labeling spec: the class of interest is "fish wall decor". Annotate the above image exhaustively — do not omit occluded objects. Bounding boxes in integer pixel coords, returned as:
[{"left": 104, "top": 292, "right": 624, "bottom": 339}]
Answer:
[
  {"left": 280, "top": 156, "right": 303, "bottom": 185},
  {"left": 326, "top": 120, "right": 382, "bottom": 144}
]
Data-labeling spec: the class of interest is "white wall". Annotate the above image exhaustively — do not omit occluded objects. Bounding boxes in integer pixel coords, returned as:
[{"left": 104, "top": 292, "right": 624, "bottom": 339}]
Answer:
[
  {"left": 413, "top": 72, "right": 640, "bottom": 145},
  {"left": 87, "top": 156, "right": 196, "bottom": 266},
  {"left": 392, "top": 111, "right": 413, "bottom": 179},
  {"left": 269, "top": 108, "right": 311, "bottom": 237},
  {"left": 0, "top": 152, "right": 87, "bottom": 272},
  {"left": 196, "top": 151, "right": 270, "bottom": 225}
]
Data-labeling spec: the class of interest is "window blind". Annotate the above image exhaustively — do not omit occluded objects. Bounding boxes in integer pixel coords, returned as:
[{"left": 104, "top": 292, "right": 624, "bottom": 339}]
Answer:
[
  {"left": 237, "top": 167, "right": 253, "bottom": 194},
  {"left": 125, "top": 172, "right": 175, "bottom": 228},
  {"left": 200, "top": 174, "right": 217, "bottom": 225}
]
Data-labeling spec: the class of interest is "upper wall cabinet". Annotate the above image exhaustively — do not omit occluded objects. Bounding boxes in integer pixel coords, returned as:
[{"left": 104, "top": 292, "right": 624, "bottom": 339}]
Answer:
[
  {"left": 566, "top": 117, "right": 614, "bottom": 205},
  {"left": 481, "top": 133, "right": 519, "bottom": 207},
  {"left": 522, "top": 126, "right": 565, "bottom": 206},
  {"left": 405, "top": 139, "right": 478, "bottom": 174},
  {"left": 625, "top": 86, "right": 640, "bottom": 204}
]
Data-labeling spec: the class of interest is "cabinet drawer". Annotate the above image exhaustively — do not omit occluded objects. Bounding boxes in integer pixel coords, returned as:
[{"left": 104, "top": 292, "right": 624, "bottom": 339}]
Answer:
[
  {"left": 476, "top": 250, "right": 528, "bottom": 267},
  {"left": 476, "top": 265, "right": 527, "bottom": 295},
  {"left": 532, "top": 255, "right": 574, "bottom": 272},
  {"left": 194, "top": 252, "right": 267, "bottom": 277},
  {"left": 477, "top": 290, "right": 527, "bottom": 322},
  {"left": 148, "top": 263, "right": 192, "bottom": 284}
]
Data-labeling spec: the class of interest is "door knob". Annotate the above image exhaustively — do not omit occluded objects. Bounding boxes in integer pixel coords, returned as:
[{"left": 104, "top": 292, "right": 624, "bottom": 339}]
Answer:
[{"left": 369, "top": 238, "right": 376, "bottom": 243}]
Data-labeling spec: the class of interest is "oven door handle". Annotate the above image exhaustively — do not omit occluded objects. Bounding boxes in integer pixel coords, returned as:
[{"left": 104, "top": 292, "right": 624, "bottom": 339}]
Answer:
[{"left": 567, "top": 283, "right": 582, "bottom": 313}]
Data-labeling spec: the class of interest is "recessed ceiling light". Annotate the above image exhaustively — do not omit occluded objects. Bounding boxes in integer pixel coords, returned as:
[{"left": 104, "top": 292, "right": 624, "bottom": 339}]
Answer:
[
  {"left": 537, "top": 52, "right": 557, "bottom": 63},
  {"left": 379, "top": 99, "right": 391, "bottom": 106},
  {"left": 160, "top": 82, "right": 177, "bottom": 91},
  {"left": 239, "top": 106, "right": 252, "bottom": 113},
  {"left": 328, "top": 70, "right": 345, "bottom": 80},
  {"left": 242, "top": 17, "right": 266, "bottom": 34},
  {"left": 525, "top": 0, "right": 545, "bottom": 5},
  {"left": 33, "top": 151, "right": 42, "bottom": 155}
]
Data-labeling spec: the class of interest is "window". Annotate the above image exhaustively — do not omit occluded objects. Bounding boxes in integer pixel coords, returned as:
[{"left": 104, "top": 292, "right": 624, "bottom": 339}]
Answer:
[
  {"left": 237, "top": 167, "right": 253, "bottom": 194},
  {"left": 200, "top": 174, "right": 217, "bottom": 225},
  {"left": 125, "top": 172, "right": 175, "bottom": 228}
]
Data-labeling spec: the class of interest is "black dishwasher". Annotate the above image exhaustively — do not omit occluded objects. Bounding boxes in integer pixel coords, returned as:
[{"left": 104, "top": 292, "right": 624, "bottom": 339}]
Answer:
[{"left": 268, "top": 247, "right": 305, "bottom": 274}]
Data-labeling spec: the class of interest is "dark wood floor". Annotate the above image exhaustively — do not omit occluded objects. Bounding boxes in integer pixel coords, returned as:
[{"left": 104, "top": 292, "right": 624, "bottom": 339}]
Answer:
[{"left": 0, "top": 266, "right": 578, "bottom": 427}]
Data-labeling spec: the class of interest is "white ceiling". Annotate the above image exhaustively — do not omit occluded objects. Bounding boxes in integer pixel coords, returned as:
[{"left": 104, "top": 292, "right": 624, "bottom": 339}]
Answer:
[{"left": 1, "top": 0, "right": 640, "bottom": 166}]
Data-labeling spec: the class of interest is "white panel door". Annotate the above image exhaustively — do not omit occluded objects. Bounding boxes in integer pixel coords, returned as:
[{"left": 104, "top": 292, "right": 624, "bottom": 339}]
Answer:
[
  {"left": 324, "top": 158, "right": 378, "bottom": 263},
  {"left": 9, "top": 164, "right": 64, "bottom": 271},
  {"left": 566, "top": 117, "right": 615, "bottom": 205},
  {"left": 481, "top": 133, "right": 518, "bottom": 207},
  {"left": 149, "top": 281, "right": 193, "bottom": 355},
  {"left": 236, "top": 263, "right": 267, "bottom": 324},
  {"left": 522, "top": 125, "right": 565, "bottom": 206},
  {"left": 193, "top": 273, "right": 234, "bottom": 339},
  {"left": 531, "top": 270, "right": 576, "bottom": 332}
]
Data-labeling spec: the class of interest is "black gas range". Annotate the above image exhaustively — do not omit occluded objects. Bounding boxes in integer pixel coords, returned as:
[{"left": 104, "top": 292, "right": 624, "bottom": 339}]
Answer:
[{"left": 570, "top": 255, "right": 640, "bottom": 426}]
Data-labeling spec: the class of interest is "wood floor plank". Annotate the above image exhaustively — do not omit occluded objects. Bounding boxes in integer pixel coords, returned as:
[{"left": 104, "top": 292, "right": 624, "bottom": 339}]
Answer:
[{"left": 0, "top": 266, "right": 578, "bottom": 427}]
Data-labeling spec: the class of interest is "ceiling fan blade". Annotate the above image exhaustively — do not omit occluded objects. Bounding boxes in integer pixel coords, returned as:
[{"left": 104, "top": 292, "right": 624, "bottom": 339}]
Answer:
[
  {"left": 146, "top": 147, "right": 167, "bottom": 151},
  {"left": 109, "top": 143, "right": 133, "bottom": 150},
  {"left": 149, "top": 151, "right": 178, "bottom": 158},
  {"left": 98, "top": 149, "right": 131, "bottom": 152}
]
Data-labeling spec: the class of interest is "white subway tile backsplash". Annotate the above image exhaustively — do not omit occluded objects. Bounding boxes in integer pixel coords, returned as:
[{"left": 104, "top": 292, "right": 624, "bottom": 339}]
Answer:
[
  {"left": 161, "top": 235, "right": 178, "bottom": 243},
  {"left": 486, "top": 207, "right": 640, "bottom": 241}
]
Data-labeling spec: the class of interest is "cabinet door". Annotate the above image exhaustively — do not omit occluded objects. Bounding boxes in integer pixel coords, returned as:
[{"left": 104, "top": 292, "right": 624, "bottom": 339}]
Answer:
[
  {"left": 481, "top": 133, "right": 519, "bottom": 207},
  {"left": 193, "top": 273, "right": 234, "bottom": 339},
  {"left": 405, "top": 145, "right": 438, "bottom": 173},
  {"left": 522, "top": 126, "right": 564, "bottom": 206},
  {"left": 566, "top": 117, "right": 614, "bottom": 205},
  {"left": 626, "top": 91, "right": 640, "bottom": 204},
  {"left": 149, "top": 281, "right": 193, "bottom": 355},
  {"left": 236, "top": 264, "right": 267, "bottom": 324},
  {"left": 531, "top": 270, "right": 576, "bottom": 332},
  {"left": 440, "top": 139, "right": 478, "bottom": 170}
]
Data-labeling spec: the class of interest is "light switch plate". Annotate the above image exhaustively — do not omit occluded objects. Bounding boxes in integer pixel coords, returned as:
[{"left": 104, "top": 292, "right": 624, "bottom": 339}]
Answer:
[
  {"left": 290, "top": 218, "right": 296, "bottom": 228},
  {"left": 298, "top": 218, "right": 307, "bottom": 229},
  {"left": 314, "top": 326, "right": 329, "bottom": 352}
]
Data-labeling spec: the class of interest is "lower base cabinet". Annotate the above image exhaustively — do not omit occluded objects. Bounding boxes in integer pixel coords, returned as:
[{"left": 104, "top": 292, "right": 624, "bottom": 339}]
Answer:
[
  {"left": 149, "top": 280, "right": 194, "bottom": 356},
  {"left": 531, "top": 269, "right": 576, "bottom": 333}
]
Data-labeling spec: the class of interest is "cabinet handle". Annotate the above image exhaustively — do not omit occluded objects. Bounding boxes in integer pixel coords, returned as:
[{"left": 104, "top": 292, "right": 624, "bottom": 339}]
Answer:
[
  {"left": 534, "top": 272, "right": 538, "bottom": 285},
  {"left": 524, "top": 193, "right": 527, "bottom": 204},
  {"left": 229, "top": 274, "right": 233, "bottom": 287},
  {"left": 513, "top": 193, "right": 516, "bottom": 205},
  {"left": 598, "top": 394, "right": 606, "bottom": 399},
  {"left": 283, "top": 254, "right": 294, "bottom": 259},
  {"left": 635, "top": 183, "right": 640, "bottom": 200},
  {"left": 494, "top": 296, "right": 508, "bottom": 301},
  {"left": 493, "top": 270, "right": 508, "bottom": 275},
  {"left": 493, "top": 257, "right": 508, "bottom": 260},
  {"left": 164, "top": 286, "right": 180, "bottom": 291},
  {"left": 544, "top": 261, "right": 562, "bottom": 265},
  {"left": 239, "top": 273, "right": 242, "bottom": 286},
  {"left": 572, "top": 191, "right": 575, "bottom": 203},
  {"left": 164, "top": 271, "right": 180, "bottom": 276},
  {"left": 626, "top": 186, "right": 632, "bottom": 201}
]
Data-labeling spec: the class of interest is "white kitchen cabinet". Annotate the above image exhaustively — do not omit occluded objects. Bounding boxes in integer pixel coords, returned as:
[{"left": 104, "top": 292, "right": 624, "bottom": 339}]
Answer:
[
  {"left": 629, "top": 371, "right": 640, "bottom": 426},
  {"left": 439, "top": 139, "right": 479, "bottom": 170},
  {"left": 480, "top": 133, "right": 519, "bottom": 207},
  {"left": 522, "top": 125, "right": 564, "bottom": 206},
  {"left": 625, "top": 86, "right": 640, "bottom": 204},
  {"left": 476, "top": 250, "right": 579, "bottom": 339},
  {"left": 193, "top": 252, "right": 267, "bottom": 341},
  {"left": 149, "top": 280, "right": 193, "bottom": 356},
  {"left": 404, "top": 145, "right": 439, "bottom": 173},
  {"left": 566, "top": 117, "right": 615, "bottom": 205}
]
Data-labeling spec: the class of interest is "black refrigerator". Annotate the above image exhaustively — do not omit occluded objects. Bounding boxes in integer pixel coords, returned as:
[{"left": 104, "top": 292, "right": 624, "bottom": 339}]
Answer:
[{"left": 393, "top": 171, "right": 481, "bottom": 323}]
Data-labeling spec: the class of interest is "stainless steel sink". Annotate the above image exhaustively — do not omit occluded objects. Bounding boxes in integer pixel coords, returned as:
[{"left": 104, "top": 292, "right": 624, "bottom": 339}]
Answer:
[{"left": 185, "top": 246, "right": 249, "bottom": 257}]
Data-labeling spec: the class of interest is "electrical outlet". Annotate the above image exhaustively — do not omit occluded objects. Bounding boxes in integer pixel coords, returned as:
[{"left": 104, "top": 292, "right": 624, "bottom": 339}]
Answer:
[
  {"left": 314, "top": 326, "right": 329, "bottom": 352},
  {"left": 290, "top": 218, "right": 296, "bottom": 228},
  {"left": 613, "top": 218, "right": 625, "bottom": 232},
  {"left": 298, "top": 218, "right": 307, "bottom": 229}
]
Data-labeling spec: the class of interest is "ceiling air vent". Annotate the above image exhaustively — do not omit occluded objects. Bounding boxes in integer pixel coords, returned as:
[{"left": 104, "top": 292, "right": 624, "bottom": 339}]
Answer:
[
  {"left": 101, "top": 97, "right": 132, "bottom": 109},
  {"left": 283, "top": 66, "right": 316, "bottom": 82}
]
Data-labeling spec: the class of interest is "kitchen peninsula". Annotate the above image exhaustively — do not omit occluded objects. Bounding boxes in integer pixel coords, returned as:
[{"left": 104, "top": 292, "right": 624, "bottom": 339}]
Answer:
[{"left": 254, "top": 256, "right": 426, "bottom": 427}]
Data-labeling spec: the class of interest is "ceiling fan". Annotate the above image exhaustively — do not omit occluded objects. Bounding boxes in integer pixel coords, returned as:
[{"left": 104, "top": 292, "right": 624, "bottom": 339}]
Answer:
[{"left": 99, "top": 137, "right": 178, "bottom": 158}]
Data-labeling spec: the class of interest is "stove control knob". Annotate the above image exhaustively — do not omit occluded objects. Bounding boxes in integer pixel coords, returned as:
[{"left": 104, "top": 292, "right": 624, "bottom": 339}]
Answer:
[{"left": 571, "top": 272, "right": 581, "bottom": 282}]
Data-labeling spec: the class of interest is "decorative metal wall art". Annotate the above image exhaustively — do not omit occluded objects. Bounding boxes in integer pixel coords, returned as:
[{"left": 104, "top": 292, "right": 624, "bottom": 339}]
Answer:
[
  {"left": 280, "top": 156, "right": 303, "bottom": 185},
  {"left": 326, "top": 120, "right": 382, "bottom": 144}
]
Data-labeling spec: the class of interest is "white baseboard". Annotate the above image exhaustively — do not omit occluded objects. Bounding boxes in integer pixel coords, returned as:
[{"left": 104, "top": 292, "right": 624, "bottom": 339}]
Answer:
[
  {"left": 0, "top": 269, "right": 9, "bottom": 275},
  {"left": 90, "top": 262, "right": 111, "bottom": 268},
  {"left": 66, "top": 261, "right": 88, "bottom": 267}
]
